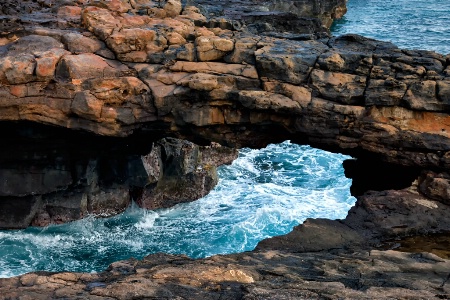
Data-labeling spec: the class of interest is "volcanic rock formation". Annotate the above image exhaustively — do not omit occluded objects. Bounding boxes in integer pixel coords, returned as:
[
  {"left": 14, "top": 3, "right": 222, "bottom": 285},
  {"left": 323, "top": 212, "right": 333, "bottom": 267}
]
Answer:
[
  {"left": 2, "top": 249, "right": 450, "bottom": 299},
  {"left": 0, "top": 0, "right": 449, "bottom": 225},
  {"left": 0, "top": 0, "right": 354, "bottom": 226},
  {"left": 0, "top": 125, "right": 237, "bottom": 228},
  {"left": 1, "top": 0, "right": 450, "bottom": 298}
]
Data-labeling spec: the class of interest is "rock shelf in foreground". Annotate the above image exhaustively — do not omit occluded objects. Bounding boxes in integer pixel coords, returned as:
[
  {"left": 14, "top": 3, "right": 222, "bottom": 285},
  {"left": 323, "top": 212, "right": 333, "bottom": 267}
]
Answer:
[{"left": 1, "top": 249, "right": 449, "bottom": 299}]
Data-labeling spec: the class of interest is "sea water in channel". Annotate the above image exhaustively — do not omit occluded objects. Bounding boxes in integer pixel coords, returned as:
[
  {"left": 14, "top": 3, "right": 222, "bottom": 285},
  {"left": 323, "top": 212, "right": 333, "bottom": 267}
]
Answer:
[
  {"left": 0, "top": 142, "right": 355, "bottom": 277},
  {"left": 2, "top": 0, "right": 449, "bottom": 278}
]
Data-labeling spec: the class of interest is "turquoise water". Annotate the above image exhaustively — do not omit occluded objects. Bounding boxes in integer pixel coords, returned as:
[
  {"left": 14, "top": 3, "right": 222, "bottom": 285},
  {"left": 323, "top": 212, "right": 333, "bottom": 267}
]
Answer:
[
  {"left": 331, "top": 0, "right": 450, "bottom": 54},
  {"left": 2, "top": 0, "right": 449, "bottom": 278},
  {"left": 0, "top": 142, "right": 354, "bottom": 277}
]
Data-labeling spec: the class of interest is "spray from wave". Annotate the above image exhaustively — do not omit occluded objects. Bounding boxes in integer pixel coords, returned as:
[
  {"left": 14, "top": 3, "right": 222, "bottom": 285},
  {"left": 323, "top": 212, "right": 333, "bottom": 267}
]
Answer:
[{"left": 0, "top": 141, "right": 355, "bottom": 278}]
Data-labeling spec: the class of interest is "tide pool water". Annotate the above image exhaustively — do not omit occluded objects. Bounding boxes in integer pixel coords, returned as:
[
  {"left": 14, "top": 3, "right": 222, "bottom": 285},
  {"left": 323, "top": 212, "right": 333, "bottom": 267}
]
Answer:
[
  {"left": 331, "top": 0, "right": 450, "bottom": 54},
  {"left": 0, "top": 142, "right": 355, "bottom": 278}
]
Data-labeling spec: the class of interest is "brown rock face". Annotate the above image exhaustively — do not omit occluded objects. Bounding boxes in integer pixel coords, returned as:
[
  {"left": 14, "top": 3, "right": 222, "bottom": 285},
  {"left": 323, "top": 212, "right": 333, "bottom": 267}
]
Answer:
[
  {"left": 1, "top": 1, "right": 450, "bottom": 298},
  {"left": 0, "top": 0, "right": 448, "bottom": 237},
  {"left": 0, "top": 0, "right": 448, "bottom": 222},
  {"left": 1, "top": 248, "right": 449, "bottom": 299},
  {"left": 0, "top": 1, "right": 446, "bottom": 173}
]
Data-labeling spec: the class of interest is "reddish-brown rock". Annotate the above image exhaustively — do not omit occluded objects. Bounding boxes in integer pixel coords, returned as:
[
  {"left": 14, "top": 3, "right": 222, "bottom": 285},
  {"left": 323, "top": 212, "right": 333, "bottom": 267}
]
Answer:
[{"left": 1, "top": 1, "right": 450, "bottom": 299}]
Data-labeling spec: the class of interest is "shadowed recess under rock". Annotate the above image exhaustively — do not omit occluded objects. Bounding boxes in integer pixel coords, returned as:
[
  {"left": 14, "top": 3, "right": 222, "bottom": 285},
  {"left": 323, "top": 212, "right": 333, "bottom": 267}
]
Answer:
[{"left": 0, "top": 121, "right": 237, "bottom": 228}]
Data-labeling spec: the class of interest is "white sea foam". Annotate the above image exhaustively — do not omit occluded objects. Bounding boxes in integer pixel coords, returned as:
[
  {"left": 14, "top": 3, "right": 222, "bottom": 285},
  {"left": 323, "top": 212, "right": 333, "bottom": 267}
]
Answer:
[
  {"left": 135, "top": 211, "right": 159, "bottom": 229},
  {"left": 0, "top": 141, "right": 356, "bottom": 277},
  {"left": 2, "top": 0, "right": 448, "bottom": 277}
]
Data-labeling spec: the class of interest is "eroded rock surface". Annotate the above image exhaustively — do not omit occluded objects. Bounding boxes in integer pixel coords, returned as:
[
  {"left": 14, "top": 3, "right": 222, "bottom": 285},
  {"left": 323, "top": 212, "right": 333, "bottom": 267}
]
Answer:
[
  {"left": 184, "top": 0, "right": 346, "bottom": 35},
  {"left": 0, "top": 0, "right": 361, "bottom": 228},
  {"left": 257, "top": 183, "right": 450, "bottom": 252},
  {"left": 1, "top": 249, "right": 449, "bottom": 299},
  {"left": 0, "top": 1, "right": 447, "bottom": 172},
  {"left": 1, "top": 0, "right": 450, "bottom": 298},
  {"left": 0, "top": 124, "right": 237, "bottom": 229}
]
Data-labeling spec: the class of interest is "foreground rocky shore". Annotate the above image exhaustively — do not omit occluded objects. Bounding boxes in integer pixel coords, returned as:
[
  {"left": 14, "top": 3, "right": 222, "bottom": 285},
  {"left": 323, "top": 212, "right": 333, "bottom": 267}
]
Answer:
[
  {"left": 1, "top": 0, "right": 450, "bottom": 298},
  {"left": 2, "top": 180, "right": 450, "bottom": 299},
  {"left": 2, "top": 249, "right": 449, "bottom": 299}
]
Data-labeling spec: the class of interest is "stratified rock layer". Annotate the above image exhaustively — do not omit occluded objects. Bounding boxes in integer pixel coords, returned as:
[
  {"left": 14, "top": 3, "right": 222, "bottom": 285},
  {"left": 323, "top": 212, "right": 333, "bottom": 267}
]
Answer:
[
  {"left": 1, "top": 0, "right": 450, "bottom": 298},
  {"left": 1, "top": 249, "right": 449, "bottom": 299},
  {"left": 0, "top": 2, "right": 448, "bottom": 171},
  {"left": 0, "top": 0, "right": 355, "bottom": 227}
]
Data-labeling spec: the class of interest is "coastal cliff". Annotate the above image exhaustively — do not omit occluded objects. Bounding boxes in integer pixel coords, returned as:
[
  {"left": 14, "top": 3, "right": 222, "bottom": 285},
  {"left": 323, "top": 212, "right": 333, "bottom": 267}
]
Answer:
[
  {"left": 1, "top": 0, "right": 450, "bottom": 298},
  {"left": 0, "top": 127, "right": 238, "bottom": 228},
  {"left": 0, "top": 0, "right": 449, "bottom": 225},
  {"left": 0, "top": 0, "right": 352, "bottom": 227},
  {"left": 0, "top": 0, "right": 447, "bottom": 164}
]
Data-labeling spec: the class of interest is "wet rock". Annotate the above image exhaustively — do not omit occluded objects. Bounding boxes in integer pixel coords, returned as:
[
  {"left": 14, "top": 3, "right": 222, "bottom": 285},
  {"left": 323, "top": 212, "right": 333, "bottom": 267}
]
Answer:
[
  {"left": 0, "top": 1, "right": 450, "bottom": 298},
  {"left": 0, "top": 124, "right": 237, "bottom": 228},
  {"left": 138, "top": 137, "right": 238, "bottom": 209},
  {"left": 258, "top": 180, "right": 450, "bottom": 253},
  {"left": 0, "top": 195, "right": 43, "bottom": 229},
  {"left": 0, "top": 0, "right": 446, "bottom": 175},
  {"left": 1, "top": 248, "right": 449, "bottom": 299},
  {"left": 343, "top": 188, "right": 450, "bottom": 240},
  {"left": 419, "top": 171, "right": 450, "bottom": 205},
  {"left": 256, "top": 218, "right": 364, "bottom": 252}
]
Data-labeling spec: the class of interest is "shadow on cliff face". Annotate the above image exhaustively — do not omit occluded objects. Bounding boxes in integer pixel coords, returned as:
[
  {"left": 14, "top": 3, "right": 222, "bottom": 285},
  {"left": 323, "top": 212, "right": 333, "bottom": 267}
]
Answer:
[
  {"left": 0, "top": 121, "right": 237, "bottom": 229},
  {"left": 0, "top": 137, "right": 356, "bottom": 277},
  {"left": 343, "top": 157, "right": 422, "bottom": 196},
  {"left": 0, "top": 119, "right": 424, "bottom": 231},
  {"left": 0, "top": 121, "right": 152, "bottom": 228}
]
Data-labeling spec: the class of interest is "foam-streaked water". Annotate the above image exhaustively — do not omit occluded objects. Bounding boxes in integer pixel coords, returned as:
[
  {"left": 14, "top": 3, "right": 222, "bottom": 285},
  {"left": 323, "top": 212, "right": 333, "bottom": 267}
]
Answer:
[
  {"left": 0, "top": 142, "right": 355, "bottom": 278},
  {"left": 3, "top": 0, "right": 448, "bottom": 279},
  {"left": 331, "top": 0, "right": 450, "bottom": 54}
]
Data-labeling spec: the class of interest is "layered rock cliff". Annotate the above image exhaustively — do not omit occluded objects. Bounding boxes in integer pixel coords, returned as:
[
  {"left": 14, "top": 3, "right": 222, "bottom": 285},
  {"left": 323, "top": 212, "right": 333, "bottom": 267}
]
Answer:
[
  {"left": 0, "top": 0, "right": 447, "bottom": 168},
  {"left": 1, "top": 0, "right": 449, "bottom": 226},
  {"left": 1, "top": 0, "right": 450, "bottom": 298}
]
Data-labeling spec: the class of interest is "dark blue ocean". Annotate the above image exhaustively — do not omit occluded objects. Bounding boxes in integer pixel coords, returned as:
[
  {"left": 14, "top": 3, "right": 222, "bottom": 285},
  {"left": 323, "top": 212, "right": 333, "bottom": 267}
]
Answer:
[
  {"left": 332, "top": 0, "right": 450, "bottom": 54},
  {"left": 1, "top": 0, "right": 448, "bottom": 278}
]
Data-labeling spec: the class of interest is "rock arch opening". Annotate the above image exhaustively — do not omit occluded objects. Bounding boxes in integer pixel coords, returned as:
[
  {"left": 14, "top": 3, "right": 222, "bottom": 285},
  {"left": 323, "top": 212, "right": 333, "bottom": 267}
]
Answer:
[{"left": 0, "top": 130, "right": 358, "bottom": 277}]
